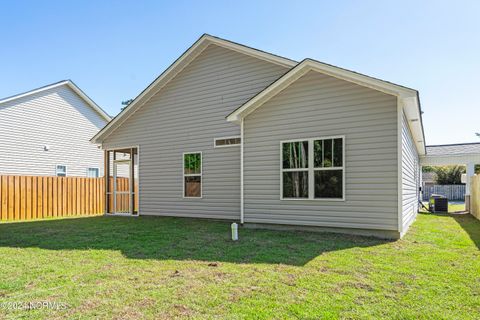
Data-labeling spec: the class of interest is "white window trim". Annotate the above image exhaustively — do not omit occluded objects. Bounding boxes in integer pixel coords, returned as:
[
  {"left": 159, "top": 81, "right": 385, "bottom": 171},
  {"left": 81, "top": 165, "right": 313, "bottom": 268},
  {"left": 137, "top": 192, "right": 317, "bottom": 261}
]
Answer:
[
  {"left": 86, "top": 167, "right": 100, "bottom": 178},
  {"left": 213, "top": 136, "right": 241, "bottom": 148},
  {"left": 182, "top": 151, "right": 203, "bottom": 199},
  {"left": 55, "top": 164, "right": 67, "bottom": 177},
  {"left": 280, "top": 136, "right": 345, "bottom": 201}
]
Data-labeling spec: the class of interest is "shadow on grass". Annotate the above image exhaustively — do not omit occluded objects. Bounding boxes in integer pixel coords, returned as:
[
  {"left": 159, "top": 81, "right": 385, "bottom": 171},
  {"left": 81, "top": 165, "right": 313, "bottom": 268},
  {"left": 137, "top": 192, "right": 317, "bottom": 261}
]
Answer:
[
  {"left": 453, "top": 214, "right": 480, "bottom": 249},
  {"left": 0, "top": 216, "right": 389, "bottom": 266},
  {"left": 418, "top": 211, "right": 480, "bottom": 250}
]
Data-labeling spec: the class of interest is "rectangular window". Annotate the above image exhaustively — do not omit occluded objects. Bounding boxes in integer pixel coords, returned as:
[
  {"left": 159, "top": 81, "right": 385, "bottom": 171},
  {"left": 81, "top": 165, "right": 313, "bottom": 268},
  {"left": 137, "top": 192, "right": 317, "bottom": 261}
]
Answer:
[
  {"left": 86, "top": 168, "right": 99, "bottom": 178},
  {"left": 214, "top": 136, "right": 241, "bottom": 147},
  {"left": 56, "top": 165, "right": 67, "bottom": 177},
  {"left": 281, "top": 137, "right": 344, "bottom": 200},
  {"left": 183, "top": 152, "right": 202, "bottom": 198},
  {"left": 282, "top": 141, "right": 309, "bottom": 198}
]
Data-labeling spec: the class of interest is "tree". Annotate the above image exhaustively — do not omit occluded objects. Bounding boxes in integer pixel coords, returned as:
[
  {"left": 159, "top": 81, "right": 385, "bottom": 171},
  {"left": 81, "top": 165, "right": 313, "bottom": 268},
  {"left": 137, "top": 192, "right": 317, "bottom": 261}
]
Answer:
[
  {"left": 121, "top": 99, "right": 133, "bottom": 111},
  {"left": 434, "top": 165, "right": 464, "bottom": 185},
  {"left": 422, "top": 166, "right": 435, "bottom": 173}
]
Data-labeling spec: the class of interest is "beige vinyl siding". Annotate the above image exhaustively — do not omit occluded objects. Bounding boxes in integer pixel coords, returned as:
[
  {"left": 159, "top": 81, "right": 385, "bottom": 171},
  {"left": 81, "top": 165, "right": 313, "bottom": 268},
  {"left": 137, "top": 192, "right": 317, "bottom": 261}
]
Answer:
[
  {"left": 401, "top": 111, "right": 420, "bottom": 231},
  {"left": 0, "top": 85, "right": 107, "bottom": 176},
  {"left": 244, "top": 70, "right": 399, "bottom": 231},
  {"left": 102, "top": 44, "right": 288, "bottom": 219}
]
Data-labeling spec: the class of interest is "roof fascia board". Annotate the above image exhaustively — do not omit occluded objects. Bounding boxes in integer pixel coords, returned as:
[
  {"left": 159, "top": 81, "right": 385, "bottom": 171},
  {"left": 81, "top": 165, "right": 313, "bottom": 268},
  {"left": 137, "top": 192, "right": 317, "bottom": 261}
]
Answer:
[
  {"left": 401, "top": 95, "right": 426, "bottom": 155},
  {"left": 92, "top": 34, "right": 297, "bottom": 144},
  {"left": 91, "top": 37, "right": 211, "bottom": 143},
  {"left": 205, "top": 35, "right": 296, "bottom": 68},
  {"left": 427, "top": 142, "right": 480, "bottom": 147},
  {"left": 227, "top": 59, "right": 418, "bottom": 122},
  {"left": 65, "top": 81, "right": 111, "bottom": 121},
  {"left": 307, "top": 61, "right": 416, "bottom": 97}
]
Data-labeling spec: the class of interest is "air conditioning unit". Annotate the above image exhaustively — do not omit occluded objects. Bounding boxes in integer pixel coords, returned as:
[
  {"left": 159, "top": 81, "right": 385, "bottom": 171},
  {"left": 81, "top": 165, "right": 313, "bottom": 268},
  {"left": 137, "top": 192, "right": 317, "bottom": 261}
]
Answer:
[{"left": 429, "top": 194, "right": 448, "bottom": 213}]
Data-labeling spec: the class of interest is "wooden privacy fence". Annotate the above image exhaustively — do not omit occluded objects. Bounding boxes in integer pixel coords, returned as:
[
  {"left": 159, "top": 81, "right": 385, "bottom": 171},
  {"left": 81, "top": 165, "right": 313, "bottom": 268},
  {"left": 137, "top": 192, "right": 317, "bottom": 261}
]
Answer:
[
  {"left": 0, "top": 175, "right": 105, "bottom": 221},
  {"left": 471, "top": 175, "right": 480, "bottom": 220},
  {"left": 422, "top": 184, "right": 466, "bottom": 201}
]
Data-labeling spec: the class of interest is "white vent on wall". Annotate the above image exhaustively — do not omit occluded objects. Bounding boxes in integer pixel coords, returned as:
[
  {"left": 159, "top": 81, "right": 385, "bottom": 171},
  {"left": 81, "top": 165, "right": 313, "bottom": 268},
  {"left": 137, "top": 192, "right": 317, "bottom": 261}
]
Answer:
[{"left": 214, "top": 136, "right": 241, "bottom": 148}]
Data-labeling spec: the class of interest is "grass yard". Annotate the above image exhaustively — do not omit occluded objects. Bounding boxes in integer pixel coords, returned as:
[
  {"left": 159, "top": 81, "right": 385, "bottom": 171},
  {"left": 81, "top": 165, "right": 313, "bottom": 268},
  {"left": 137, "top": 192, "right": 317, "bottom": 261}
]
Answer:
[
  {"left": 0, "top": 214, "right": 479, "bottom": 319},
  {"left": 448, "top": 202, "right": 466, "bottom": 212}
]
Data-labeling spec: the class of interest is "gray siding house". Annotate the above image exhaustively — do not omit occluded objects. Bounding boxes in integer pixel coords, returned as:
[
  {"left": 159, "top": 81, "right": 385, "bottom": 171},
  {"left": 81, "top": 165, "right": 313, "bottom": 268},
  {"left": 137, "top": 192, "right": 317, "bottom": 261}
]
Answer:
[
  {"left": 0, "top": 80, "right": 110, "bottom": 177},
  {"left": 92, "top": 34, "right": 425, "bottom": 239}
]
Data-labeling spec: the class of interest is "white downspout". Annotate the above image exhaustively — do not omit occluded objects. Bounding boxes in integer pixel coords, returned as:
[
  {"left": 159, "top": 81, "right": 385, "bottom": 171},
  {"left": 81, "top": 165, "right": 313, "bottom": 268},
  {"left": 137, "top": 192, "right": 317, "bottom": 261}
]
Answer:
[{"left": 240, "top": 118, "right": 244, "bottom": 224}]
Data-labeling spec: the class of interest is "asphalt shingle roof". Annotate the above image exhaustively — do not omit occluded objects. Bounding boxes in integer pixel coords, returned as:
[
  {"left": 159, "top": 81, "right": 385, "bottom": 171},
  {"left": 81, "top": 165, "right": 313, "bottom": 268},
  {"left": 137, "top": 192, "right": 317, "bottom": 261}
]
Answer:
[{"left": 426, "top": 143, "right": 480, "bottom": 156}]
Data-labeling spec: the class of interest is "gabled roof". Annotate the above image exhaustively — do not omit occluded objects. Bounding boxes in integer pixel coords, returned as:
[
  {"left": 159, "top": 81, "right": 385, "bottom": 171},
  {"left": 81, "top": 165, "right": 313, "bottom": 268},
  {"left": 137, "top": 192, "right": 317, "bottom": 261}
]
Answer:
[
  {"left": 90, "top": 34, "right": 425, "bottom": 156},
  {"left": 0, "top": 80, "right": 111, "bottom": 121},
  {"left": 426, "top": 143, "right": 480, "bottom": 156},
  {"left": 91, "top": 34, "right": 297, "bottom": 143},
  {"left": 226, "top": 58, "right": 426, "bottom": 155}
]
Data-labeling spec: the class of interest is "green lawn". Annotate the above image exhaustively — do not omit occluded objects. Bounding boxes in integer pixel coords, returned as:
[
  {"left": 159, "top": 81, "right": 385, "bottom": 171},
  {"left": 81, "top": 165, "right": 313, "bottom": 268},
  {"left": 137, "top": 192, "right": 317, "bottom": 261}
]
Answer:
[
  {"left": 448, "top": 202, "right": 466, "bottom": 212},
  {"left": 0, "top": 214, "right": 479, "bottom": 319}
]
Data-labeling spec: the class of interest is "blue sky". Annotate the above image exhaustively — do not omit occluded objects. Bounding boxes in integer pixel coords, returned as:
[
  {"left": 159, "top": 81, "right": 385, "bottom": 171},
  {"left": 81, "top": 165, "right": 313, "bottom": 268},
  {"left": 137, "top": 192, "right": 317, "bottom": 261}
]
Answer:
[{"left": 1, "top": 0, "right": 479, "bottom": 145}]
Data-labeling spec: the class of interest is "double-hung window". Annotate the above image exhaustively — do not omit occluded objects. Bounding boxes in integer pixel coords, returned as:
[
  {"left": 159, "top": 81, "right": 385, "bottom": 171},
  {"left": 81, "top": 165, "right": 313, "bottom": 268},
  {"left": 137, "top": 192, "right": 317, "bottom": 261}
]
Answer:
[
  {"left": 183, "top": 152, "right": 202, "bottom": 198},
  {"left": 281, "top": 136, "right": 344, "bottom": 200}
]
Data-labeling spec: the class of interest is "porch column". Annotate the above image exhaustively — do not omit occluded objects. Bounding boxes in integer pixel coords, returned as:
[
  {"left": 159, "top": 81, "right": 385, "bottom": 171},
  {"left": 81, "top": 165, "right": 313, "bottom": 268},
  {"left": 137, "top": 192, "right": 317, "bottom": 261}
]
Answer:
[
  {"left": 466, "top": 162, "right": 475, "bottom": 211},
  {"left": 104, "top": 150, "right": 110, "bottom": 214},
  {"left": 130, "top": 148, "right": 135, "bottom": 215}
]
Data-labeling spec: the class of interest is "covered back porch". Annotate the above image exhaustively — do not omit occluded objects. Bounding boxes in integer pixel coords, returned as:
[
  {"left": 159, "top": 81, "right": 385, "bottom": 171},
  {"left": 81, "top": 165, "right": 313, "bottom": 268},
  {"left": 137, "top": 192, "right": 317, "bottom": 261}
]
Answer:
[
  {"left": 104, "top": 147, "right": 139, "bottom": 216},
  {"left": 420, "top": 143, "right": 480, "bottom": 211}
]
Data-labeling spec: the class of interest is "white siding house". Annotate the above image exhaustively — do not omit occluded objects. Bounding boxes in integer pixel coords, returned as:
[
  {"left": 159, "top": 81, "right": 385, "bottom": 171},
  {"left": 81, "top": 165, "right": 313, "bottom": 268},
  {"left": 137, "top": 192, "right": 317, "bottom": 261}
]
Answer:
[
  {"left": 92, "top": 34, "right": 426, "bottom": 239},
  {"left": 0, "top": 80, "right": 110, "bottom": 177}
]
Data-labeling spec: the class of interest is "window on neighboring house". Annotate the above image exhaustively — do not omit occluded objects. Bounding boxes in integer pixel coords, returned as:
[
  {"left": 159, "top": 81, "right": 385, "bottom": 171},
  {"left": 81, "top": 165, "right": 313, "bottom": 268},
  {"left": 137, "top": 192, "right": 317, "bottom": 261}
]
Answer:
[
  {"left": 183, "top": 152, "right": 202, "bottom": 198},
  {"left": 281, "top": 137, "right": 344, "bottom": 200},
  {"left": 56, "top": 165, "right": 67, "bottom": 177},
  {"left": 214, "top": 136, "right": 241, "bottom": 147},
  {"left": 86, "top": 168, "right": 99, "bottom": 178}
]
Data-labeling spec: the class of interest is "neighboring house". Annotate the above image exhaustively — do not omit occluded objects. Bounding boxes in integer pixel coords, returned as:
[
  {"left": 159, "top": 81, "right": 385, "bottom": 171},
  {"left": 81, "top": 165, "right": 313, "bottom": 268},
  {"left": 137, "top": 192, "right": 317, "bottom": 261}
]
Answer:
[
  {"left": 92, "top": 34, "right": 426, "bottom": 239},
  {"left": 0, "top": 80, "right": 111, "bottom": 177},
  {"left": 422, "top": 171, "right": 436, "bottom": 187}
]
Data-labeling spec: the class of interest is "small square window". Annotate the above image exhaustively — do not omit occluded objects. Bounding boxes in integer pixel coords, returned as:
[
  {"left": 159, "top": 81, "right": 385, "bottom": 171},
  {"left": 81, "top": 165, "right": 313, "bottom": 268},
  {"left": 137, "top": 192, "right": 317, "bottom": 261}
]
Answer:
[{"left": 56, "top": 165, "right": 67, "bottom": 177}]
